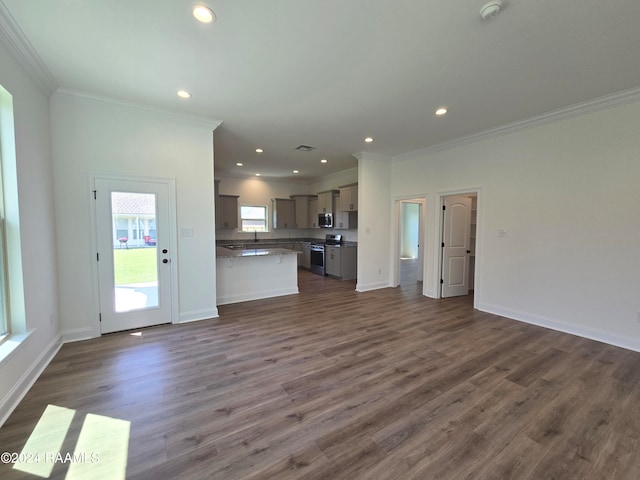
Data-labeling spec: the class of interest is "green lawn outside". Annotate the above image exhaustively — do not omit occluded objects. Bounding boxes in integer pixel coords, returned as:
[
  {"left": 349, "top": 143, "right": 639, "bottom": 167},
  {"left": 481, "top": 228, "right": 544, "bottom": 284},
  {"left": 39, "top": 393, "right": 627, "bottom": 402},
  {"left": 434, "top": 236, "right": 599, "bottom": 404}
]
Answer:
[{"left": 113, "top": 247, "right": 158, "bottom": 285}]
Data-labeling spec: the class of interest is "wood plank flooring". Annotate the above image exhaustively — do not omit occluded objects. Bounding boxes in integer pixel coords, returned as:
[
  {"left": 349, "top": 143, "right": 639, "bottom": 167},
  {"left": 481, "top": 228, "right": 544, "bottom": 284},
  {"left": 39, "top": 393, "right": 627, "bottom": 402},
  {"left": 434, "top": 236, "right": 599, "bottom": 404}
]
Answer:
[{"left": 2, "top": 270, "right": 640, "bottom": 479}]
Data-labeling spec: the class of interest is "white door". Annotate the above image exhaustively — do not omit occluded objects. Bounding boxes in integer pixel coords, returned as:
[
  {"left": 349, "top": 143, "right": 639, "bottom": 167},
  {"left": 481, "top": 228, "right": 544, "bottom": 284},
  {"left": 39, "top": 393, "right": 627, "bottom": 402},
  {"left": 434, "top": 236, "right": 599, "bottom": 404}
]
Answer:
[
  {"left": 94, "top": 178, "right": 174, "bottom": 333},
  {"left": 441, "top": 195, "right": 472, "bottom": 297}
]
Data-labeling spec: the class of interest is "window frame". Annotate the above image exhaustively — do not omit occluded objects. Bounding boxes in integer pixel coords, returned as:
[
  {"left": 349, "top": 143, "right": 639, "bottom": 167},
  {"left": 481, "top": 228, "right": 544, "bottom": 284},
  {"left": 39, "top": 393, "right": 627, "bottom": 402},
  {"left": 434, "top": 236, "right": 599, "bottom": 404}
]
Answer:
[{"left": 240, "top": 204, "right": 269, "bottom": 232}]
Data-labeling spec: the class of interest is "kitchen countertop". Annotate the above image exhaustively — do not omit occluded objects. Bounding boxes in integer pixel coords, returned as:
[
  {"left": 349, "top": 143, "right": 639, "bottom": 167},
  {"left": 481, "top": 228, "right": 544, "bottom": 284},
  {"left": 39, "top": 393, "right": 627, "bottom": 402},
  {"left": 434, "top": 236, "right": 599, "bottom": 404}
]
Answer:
[{"left": 216, "top": 246, "right": 301, "bottom": 258}]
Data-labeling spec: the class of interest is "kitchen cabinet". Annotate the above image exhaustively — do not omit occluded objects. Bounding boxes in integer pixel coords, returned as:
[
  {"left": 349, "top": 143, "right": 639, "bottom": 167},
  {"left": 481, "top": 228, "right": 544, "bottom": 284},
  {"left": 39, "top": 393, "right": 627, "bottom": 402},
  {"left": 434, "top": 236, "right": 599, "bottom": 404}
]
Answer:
[
  {"left": 290, "top": 195, "right": 316, "bottom": 228},
  {"left": 339, "top": 184, "right": 358, "bottom": 211},
  {"left": 272, "top": 198, "right": 295, "bottom": 229},
  {"left": 216, "top": 194, "right": 239, "bottom": 230},
  {"left": 300, "top": 242, "right": 311, "bottom": 269},
  {"left": 325, "top": 246, "right": 357, "bottom": 280},
  {"left": 309, "top": 198, "right": 318, "bottom": 228},
  {"left": 317, "top": 190, "right": 338, "bottom": 214},
  {"left": 335, "top": 211, "right": 357, "bottom": 230}
]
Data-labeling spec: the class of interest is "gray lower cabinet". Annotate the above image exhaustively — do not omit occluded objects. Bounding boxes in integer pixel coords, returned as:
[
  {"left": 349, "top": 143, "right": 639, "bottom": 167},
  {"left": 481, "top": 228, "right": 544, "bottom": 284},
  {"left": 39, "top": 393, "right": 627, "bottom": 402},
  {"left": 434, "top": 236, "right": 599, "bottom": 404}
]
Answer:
[
  {"left": 325, "top": 246, "right": 357, "bottom": 280},
  {"left": 300, "top": 242, "right": 311, "bottom": 269}
]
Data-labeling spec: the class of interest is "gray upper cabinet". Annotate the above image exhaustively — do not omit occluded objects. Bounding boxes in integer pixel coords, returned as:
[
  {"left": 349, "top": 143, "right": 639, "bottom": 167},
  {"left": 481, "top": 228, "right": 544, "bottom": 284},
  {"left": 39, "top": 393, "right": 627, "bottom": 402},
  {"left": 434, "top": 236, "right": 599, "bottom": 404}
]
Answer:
[
  {"left": 272, "top": 198, "right": 295, "bottom": 229},
  {"left": 317, "top": 190, "right": 338, "bottom": 214},
  {"left": 290, "top": 195, "right": 317, "bottom": 228},
  {"left": 339, "top": 184, "right": 358, "bottom": 211},
  {"left": 216, "top": 194, "right": 239, "bottom": 230},
  {"left": 308, "top": 197, "right": 318, "bottom": 228}
]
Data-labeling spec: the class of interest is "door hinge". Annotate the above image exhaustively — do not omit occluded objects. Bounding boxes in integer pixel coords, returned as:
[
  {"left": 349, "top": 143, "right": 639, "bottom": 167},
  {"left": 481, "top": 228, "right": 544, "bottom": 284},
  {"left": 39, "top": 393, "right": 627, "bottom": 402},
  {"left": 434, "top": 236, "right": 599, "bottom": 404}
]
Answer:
[
  {"left": 440, "top": 278, "right": 444, "bottom": 284},
  {"left": 92, "top": 190, "right": 97, "bottom": 200},
  {"left": 442, "top": 205, "right": 446, "bottom": 211},
  {"left": 99, "top": 313, "right": 102, "bottom": 322},
  {"left": 441, "top": 242, "right": 445, "bottom": 248},
  {"left": 97, "top": 252, "right": 99, "bottom": 261}
]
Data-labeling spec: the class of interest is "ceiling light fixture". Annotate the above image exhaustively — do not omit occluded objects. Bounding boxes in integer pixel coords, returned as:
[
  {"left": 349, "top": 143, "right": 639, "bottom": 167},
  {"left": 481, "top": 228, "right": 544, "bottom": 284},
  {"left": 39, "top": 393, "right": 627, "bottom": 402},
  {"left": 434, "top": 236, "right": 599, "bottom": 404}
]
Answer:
[
  {"left": 177, "top": 90, "right": 191, "bottom": 99},
  {"left": 320, "top": 159, "right": 328, "bottom": 164},
  {"left": 480, "top": 0, "right": 503, "bottom": 20},
  {"left": 435, "top": 107, "right": 448, "bottom": 116},
  {"left": 193, "top": 5, "right": 216, "bottom": 23},
  {"left": 236, "top": 162, "right": 243, "bottom": 166},
  {"left": 293, "top": 170, "right": 299, "bottom": 174},
  {"left": 364, "top": 137, "right": 374, "bottom": 143},
  {"left": 255, "top": 148, "right": 263, "bottom": 153},
  {"left": 255, "top": 173, "right": 261, "bottom": 177}
]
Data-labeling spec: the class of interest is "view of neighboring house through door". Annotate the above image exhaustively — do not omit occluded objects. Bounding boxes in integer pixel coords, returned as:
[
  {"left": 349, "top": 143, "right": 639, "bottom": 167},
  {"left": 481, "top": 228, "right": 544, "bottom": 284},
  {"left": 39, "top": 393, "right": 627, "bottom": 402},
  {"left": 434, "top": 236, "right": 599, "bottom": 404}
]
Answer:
[
  {"left": 440, "top": 193, "right": 477, "bottom": 298},
  {"left": 93, "top": 177, "right": 176, "bottom": 334}
]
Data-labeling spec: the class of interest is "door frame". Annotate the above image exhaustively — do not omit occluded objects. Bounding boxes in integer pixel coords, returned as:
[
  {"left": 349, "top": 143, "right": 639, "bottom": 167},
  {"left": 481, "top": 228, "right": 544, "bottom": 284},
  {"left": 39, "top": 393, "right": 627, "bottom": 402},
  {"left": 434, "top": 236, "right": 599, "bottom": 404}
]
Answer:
[
  {"left": 435, "top": 188, "right": 482, "bottom": 306},
  {"left": 391, "top": 195, "right": 426, "bottom": 288},
  {"left": 89, "top": 174, "right": 179, "bottom": 335}
]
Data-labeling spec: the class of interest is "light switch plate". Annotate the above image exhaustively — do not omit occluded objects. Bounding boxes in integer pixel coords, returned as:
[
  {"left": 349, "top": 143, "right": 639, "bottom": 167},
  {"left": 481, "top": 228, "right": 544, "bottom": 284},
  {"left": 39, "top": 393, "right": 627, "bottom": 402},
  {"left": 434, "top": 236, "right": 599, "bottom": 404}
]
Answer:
[{"left": 498, "top": 228, "right": 508, "bottom": 238}]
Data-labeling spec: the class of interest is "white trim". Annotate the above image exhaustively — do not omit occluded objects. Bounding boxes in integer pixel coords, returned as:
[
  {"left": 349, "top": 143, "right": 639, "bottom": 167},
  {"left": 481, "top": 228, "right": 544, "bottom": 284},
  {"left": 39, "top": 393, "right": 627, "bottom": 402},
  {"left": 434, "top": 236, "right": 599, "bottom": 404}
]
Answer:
[
  {"left": 0, "top": 2, "right": 58, "bottom": 95},
  {"left": 216, "top": 288, "right": 298, "bottom": 306},
  {"left": 61, "top": 327, "right": 94, "bottom": 343},
  {"left": 479, "top": 302, "right": 640, "bottom": 353},
  {"left": 0, "top": 332, "right": 62, "bottom": 428},
  {"left": 178, "top": 308, "right": 219, "bottom": 323},
  {"left": 393, "top": 86, "right": 640, "bottom": 163},
  {"left": 355, "top": 281, "right": 390, "bottom": 292},
  {"left": 51, "top": 88, "right": 223, "bottom": 130}
]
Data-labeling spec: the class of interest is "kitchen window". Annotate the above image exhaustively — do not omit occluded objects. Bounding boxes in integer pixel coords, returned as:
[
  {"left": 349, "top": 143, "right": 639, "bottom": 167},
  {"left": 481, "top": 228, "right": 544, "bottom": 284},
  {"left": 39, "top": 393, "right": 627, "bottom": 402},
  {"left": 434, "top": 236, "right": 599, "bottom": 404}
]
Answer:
[{"left": 240, "top": 205, "right": 268, "bottom": 232}]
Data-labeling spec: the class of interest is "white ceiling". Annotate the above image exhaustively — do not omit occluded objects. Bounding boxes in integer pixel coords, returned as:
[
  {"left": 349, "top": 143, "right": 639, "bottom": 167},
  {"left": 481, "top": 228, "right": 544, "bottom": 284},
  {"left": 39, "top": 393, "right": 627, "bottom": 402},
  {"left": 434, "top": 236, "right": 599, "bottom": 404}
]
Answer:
[{"left": 3, "top": 0, "right": 640, "bottom": 181}]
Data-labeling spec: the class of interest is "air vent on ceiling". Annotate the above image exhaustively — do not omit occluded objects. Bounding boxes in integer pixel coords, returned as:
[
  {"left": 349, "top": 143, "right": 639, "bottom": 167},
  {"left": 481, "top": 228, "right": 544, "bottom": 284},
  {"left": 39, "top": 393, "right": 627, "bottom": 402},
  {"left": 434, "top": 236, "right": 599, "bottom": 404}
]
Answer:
[{"left": 295, "top": 145, "right": 316, "bottom": 152}]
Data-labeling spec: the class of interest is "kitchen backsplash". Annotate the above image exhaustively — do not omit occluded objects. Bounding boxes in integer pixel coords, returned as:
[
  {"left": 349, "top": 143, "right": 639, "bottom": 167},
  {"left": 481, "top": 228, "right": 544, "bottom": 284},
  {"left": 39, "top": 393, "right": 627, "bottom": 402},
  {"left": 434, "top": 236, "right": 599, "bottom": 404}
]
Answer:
[{"left": 215, "top": 228, "right": 358, "bottom": 243}]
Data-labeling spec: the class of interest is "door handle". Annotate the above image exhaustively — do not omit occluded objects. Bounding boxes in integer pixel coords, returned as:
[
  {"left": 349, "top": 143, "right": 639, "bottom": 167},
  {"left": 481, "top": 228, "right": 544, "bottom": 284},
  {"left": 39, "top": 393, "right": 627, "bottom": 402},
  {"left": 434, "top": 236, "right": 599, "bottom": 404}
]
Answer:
[
  {"left": 466, "top": 250, "right": 471, "bottom": 254},
  {"left": 162, "top": 259, "right": 169, "bottom": 264}
]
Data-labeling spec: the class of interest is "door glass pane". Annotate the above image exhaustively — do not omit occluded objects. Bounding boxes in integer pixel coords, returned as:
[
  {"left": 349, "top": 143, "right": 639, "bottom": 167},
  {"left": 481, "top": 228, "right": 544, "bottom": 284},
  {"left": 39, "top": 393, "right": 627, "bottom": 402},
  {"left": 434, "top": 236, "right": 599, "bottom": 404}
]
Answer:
[{"left": 111, "top": 192, "right": 158, "bottom": 312}]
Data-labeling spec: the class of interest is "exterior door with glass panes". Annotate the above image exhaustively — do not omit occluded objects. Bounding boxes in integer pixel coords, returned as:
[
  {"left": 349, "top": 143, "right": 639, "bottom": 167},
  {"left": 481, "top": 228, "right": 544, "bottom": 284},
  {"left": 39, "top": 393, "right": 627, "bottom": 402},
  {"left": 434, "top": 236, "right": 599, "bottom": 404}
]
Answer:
[{"left": 94, "top": 178, "right": 174, "bottom": 333}]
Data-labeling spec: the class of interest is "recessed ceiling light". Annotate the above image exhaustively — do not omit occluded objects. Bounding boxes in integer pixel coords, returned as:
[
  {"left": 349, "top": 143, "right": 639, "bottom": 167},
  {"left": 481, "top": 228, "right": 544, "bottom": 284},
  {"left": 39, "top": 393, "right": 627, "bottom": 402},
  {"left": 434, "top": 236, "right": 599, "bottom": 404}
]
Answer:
[
  {"left": 320, "top": 159, "right": 328, "bottom": 163},
  {"left": 256, "top": 148, "right": 263, "bottom": 153},
  {"left": 364, "top": 137, "right": 374, "bottom": 143},
  {"left": 255, "top": 173, "right": 261, "bottom": 176},
  {"left": 435, "top": 107, "right": 448, "bottom": 116},
  {"left": 236, "top": 162, "right": 243, "bottom": 167},
  {"left": 193, "top": 5, "right": 216, "bottom": 24},
  {"left": 293, "top": 170, "right": 299, "bottom": 174},
  {"left": 177, "top": 90, "right": 191, "bottom": 99}
]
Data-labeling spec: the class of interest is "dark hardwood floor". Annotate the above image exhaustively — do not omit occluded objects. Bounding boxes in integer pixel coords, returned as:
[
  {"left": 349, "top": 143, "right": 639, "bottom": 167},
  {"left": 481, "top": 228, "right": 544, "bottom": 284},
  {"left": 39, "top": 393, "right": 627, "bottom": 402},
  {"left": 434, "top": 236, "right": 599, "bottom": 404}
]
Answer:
[{"left": 2, "top": 270, "right": 640, "bottom": 479}]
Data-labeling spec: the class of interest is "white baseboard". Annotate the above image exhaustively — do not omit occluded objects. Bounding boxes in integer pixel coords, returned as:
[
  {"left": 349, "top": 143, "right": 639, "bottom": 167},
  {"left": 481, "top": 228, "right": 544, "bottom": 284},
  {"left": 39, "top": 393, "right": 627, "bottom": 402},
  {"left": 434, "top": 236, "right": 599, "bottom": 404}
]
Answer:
[
  {"left": 478, "top": 302, "right": 640, "bottom": 353},
  {"left": 177, "top": 308, "right": 219, "bottom": 323},
  {"left": 62, "top": 327, "right": 95, "bottom": 343},
  {"left": 0, "top": 333, "right": 62, "bottom": 428},
  {"left": 217, "top": 288, "right": 299, "bottom": 306},
  {"left": 355, "top": 281, "right": 390, "bottom": 292}
]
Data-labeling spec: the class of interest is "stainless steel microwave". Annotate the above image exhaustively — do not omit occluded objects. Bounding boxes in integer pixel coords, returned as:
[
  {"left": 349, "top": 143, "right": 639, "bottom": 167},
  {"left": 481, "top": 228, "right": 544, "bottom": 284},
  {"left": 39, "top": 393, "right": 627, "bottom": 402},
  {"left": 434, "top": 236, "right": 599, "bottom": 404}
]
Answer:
[{"left": 318, "top": 213, "right": 333, "bottom": 228}]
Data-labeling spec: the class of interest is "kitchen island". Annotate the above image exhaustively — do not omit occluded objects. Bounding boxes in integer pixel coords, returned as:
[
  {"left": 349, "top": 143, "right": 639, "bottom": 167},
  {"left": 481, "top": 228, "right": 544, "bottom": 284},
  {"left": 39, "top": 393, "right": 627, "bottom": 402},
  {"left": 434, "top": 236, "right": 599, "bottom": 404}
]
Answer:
[{"left": 216, "top": 246, "right": 300, "bottom": 305}]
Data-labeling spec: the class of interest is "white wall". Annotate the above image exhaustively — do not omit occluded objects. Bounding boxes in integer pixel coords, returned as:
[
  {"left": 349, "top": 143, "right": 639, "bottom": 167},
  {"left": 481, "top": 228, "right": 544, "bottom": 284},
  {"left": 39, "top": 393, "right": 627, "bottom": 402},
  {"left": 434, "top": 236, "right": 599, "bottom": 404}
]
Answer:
[
  {"left": 390, "top": 99, "right": 640, "bottom": 351},
  {"left": 0, "top": 42, "right": 61, "bottom": 425},
  {"left": 356, "top": 153, "right": 391, "bottom": 291},
  {"left": 50, "top": 91, "right": 220, "bottom": 339},
  {"left": 401, "top": 202, "right": 419, "bottom": 258}
]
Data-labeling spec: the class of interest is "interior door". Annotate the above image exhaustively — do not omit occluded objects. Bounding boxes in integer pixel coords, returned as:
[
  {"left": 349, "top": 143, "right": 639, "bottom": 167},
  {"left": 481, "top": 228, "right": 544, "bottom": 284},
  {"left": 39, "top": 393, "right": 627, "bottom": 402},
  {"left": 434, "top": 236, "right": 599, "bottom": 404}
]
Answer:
[
  {"left": 441, "top": 195, "right": 472, "bottom": 297},
  {"left": 94, "top": 178, "right": 173, "bottom": 333}
]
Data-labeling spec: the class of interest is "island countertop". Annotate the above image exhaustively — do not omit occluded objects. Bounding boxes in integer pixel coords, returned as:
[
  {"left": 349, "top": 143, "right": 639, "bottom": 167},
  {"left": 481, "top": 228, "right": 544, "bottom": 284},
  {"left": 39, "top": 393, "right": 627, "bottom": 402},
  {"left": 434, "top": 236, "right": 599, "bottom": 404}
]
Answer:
[{"left": 216, "top": 246, "right": 301, "bottom": 258}]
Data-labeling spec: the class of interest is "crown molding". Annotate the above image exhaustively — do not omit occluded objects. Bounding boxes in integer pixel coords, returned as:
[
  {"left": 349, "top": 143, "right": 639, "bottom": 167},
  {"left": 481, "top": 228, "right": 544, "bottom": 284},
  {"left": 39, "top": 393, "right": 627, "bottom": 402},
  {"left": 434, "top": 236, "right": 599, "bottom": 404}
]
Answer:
[
  {"left": 0, "top": 1, "right": 58, "bottom": 95},
  {"left": 393, "top": 86, "right": 640, "bottom": 163},
  {"left": 353, "top": 151, "right": 392, "bottom": 162},
  {"left": 51, "top": 88, "right": 223, "bottom": 130}
]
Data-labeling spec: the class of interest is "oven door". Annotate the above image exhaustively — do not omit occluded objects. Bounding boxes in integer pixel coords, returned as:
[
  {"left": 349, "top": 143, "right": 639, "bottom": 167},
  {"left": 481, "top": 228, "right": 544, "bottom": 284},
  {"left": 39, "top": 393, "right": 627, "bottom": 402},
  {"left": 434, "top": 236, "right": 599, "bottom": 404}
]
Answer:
[{"left": 310, "top": 246, "right": 325, "bottom": 275}]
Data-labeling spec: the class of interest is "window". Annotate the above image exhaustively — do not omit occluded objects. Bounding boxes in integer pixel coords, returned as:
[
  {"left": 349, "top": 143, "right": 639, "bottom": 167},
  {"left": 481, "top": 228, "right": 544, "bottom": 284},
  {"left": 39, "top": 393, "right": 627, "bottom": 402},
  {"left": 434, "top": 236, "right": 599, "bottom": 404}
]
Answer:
[
  {"left": 240, "top": 205, "right": 268, "bottom": 232},
  {"left": 0, "top": 82, "right": 26, "bottom": 343}
]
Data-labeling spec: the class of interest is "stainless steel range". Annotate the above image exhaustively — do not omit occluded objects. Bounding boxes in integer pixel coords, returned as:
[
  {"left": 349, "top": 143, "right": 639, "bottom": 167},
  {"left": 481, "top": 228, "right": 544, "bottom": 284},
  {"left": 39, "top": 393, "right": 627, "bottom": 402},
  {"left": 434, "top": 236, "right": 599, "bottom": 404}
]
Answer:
[{"left": 310, "top": 234, "right": 342, "bottom": 276}]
